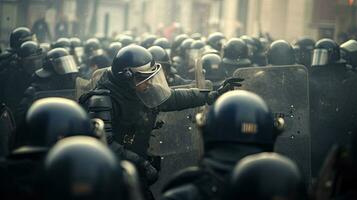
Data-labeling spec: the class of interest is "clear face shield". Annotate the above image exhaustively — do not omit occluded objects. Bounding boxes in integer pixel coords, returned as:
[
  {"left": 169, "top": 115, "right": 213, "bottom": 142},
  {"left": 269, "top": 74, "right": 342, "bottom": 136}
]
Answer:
[
  {"left": 311, "top": 49, "right": 329, "bottom": 67},
  {"left": 74, "top": 47, "right": 84, "bottom": 64},
  {"left": 51, "top": 55, "right": 79, "bottom": 75},
  {"left": 132, "top": 64, "right": 172, "bottom": 108}
]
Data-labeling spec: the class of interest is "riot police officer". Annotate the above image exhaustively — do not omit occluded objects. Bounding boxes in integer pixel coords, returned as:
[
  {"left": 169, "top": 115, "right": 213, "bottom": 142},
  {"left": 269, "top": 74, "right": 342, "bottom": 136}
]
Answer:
[
  {"left": 221, "top": 38, "right": 252, "bottom": 76},
  {"left": 267, "top": 40, "right": 296, "bottom": 66},
  {"left": 141, "top": 34, "right": 157, "bottom": 49},
  {"left": 116, "top": 34, "right": 135, "bottom": 47},
  {"left": 171, "top": 34, "right": 189, "bottom": 58},
  {"left": 1, "top": 27, "right": 34, "bottom": 57},
  {"left": 294, "top": 37, "right": 315, "bottom": 67},
  {"left": 84, "top": 38, "right": 102, "bottom": 59},
  {"left": 340, "top": 39, "right": 357, "bottom": 70},
  {"left": 227, "top": 153, "right": 306, "bottom": 200},
  {"left": 0, "top": 27, "right": 35, "bottom": 100},
  {"left": 240, "top": 35, "right": 257, "bottom": 61},
  {"left": 200, "top": 53, "right": 226, "bottom": 87},
  {"left": 148, "top": 46, "right": 190, "bottom": 86},
  {"left": 0, "top": 97, "right": 104, "bottom": 199},
  {"left": 107, "top": 42, "right": 123, "bottom": 61},
  {"left": 251, "top": 37, "right": 268, "bottom": 66},
  {"left": 311, "top": 38, "right": 346, "bottom": 67},
  {"left": 3, "top": 41, "right": 44, "bottom": 113},
  {"left": 17, "top": 48, "right": 79, "bottom": 123},
  {"left": 52, "top": 37, "right": 71, "bottom": 52},
  {"left": 207, "top": 32, "right": 226, "bottom": 52},
  {"left": 153, "top": 37, "right": 171, "bottom": 56},
  {"left": 161, "top": 90, "right": 283, "bottom": 200},
  {"left": 81, "top": 38, "right": 104, "bottom": 79},
  {"left": 43, "top": 136, "right": 142, "bottom": 200},
  {"left": 175, "top": 38, "right": 194, "bottom": 78},
  {"left": 79, "top": 45, "right": 242, "bottom": 199}
]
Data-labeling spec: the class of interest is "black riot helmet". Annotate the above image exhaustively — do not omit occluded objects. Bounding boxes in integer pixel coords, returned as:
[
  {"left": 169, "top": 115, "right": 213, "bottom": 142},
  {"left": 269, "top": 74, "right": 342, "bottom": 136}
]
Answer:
[
  {"left": 207, "top": 32, "right": 226, "bottom": 51},
  {"left": 116, "top": 35, "right": 134, "bottom": 47},
  {"left": 190, "top": 40, "right": 205, "bottom": 50},
  {"left": 36, "top": 48, "right": 78, "bottom": 78},
  {"left": 267, "top": 40, "right": 296, "bottom": 65},
  {"left": 107, "top": 42, "right": 123, "bottom": 60},
  {"left": 44, "top": 136, "right": 126, "bottom": 200},
  {"left": 153, "top": 38, "right": 171, "bottom": 49},
  {"left": 191, "top": 32, "right": 202, "bottom": 40},
  {"left": 52, "top": 38, "right": 71, "bottom": 51},
  {"left": 84, "top": 38, "right": 101, "bottom": 56},
  {"left": 202, "top": 53, "right": 221, "bottom": 72},
  {"left": 340, "top": 39, "right": 357, "bottom": 68},
  {"left": 201, "top": 53, "right": 225, "bottom": 81},
  {"left": 179, "top": 38, "right": 194, "bottom": 58},
  {"left": 240, "top": 35, "right": 257, "bottom": 57},
  {"left": 18, "top": 41, "right": 42, "bottom": 58},
  {"left": 10, "top": 27, "right": 34, "bottom": 51},
  {"left": 172, "top": 34, "right": 189, "bottom": 51},
  {"left": 141, "top": 35, "right": 157, "bottom": 49},
  {"left": 25, "top": 98, "right": 94, "bottom": 147},
  {"left": 18, "top": 41, "right": 44, "bottom": 75},
  {"left": 312, "top": 38, "right": 342, "bottom": 67},
  {"left": 222, "top": 38, "right": 249, "bottom": 65},
  {"left": 70, "top": 37, "right": 82, "bottom": 48},
  {"left": 111, "top": 45, "right": 171, "bottom": 108},
  {"left": 228, "top": 153, "right": 306, "bottom": 200},
  {"left": 148, "top": 46, "right": 170, "bottom": 68},
  {"left": 188, "top": 40, "right": 205, "bottom": 66},
  {"left": 294, "top": 37, "right": 315, "bottom": 67},
  {"left": 198, "top": 90, "right": 283, "bottom": 151}
]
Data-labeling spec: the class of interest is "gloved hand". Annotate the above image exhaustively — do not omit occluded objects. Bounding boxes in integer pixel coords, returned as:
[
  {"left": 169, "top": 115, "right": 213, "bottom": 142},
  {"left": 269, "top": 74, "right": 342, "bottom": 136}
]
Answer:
[{"left": 207, "top": 77, "right": 244, "bottom": 104}]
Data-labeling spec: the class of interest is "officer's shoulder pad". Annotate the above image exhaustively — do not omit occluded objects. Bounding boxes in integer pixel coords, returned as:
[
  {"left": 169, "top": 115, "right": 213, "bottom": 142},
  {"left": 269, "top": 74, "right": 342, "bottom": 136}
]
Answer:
[
  {"left": 78, "top": 89, "right": 111, "bottom": 104},
  {"left": 162, "top": 166, "right": 203, "bottom": 193}
]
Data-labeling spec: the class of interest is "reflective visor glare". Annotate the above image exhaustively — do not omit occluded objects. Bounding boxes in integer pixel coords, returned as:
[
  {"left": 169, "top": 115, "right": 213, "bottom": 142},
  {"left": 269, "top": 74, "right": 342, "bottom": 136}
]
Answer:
[
  {"left": 312, "top": 49, "right": 328, "bottom": 66},
  {"left": 52, "top": 55, "right": 78, "bottom": 74}
]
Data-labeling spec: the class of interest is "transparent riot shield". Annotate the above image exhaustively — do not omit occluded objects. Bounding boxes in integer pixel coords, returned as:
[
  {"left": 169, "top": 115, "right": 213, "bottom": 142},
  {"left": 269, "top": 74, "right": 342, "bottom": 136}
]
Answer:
[
  {"left": 34, "top": 89, "right": 76, "bottom": 101},
  {"left": 150, "top": 57, "right": 211, "bottom": 195},
  {"left": 234, "top": 65, "right": 311, "bottom": 181},
  {"left": 0, "top": 104, "right": 15, "bottom": 157},
  {"left": 309, "top": 66, "right": 357, "bottom": 177},
  {"left": 149, "top": 103, "right": 202, "bottom": 196}
]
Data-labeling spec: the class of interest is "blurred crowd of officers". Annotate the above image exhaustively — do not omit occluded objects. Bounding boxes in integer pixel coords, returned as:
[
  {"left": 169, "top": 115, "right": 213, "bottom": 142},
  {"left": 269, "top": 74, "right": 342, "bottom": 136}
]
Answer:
[{"left": 0, "top": 25, "right": 356, "bottom": 200}]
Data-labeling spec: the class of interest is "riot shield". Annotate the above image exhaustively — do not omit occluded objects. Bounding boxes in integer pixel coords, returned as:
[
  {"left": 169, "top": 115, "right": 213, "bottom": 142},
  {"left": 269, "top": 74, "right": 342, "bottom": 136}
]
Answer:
[
  {"left": 0, "top": 104, "right": 15, "bottom": 157},
  {"left": 34, "top": 89, "right": 76, "bottom": 101},
  {"left": 150, "top": 79, "right": 209, "bottom": 196},
  {"left": 309, "top": 65, "right": 357, "bottom": 177},
  {"left": 234, "top": 65, "right": 311, "bottom": 181}
]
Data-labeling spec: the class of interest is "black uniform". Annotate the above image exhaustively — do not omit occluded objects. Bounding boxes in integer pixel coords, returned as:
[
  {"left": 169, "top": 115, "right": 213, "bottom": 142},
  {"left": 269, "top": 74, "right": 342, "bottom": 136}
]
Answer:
[
  {"left": 80, "top": 70, "right": 211, "bottom": 158},
  {"left": 161, "top": 90, "right": 283, "bottom": 200}
]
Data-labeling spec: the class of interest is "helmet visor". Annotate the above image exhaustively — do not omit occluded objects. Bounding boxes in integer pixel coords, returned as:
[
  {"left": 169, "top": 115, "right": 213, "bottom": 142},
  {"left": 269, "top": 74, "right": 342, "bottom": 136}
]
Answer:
[
  {"left": 52, "top": 55, "right": 78, "bottom": 75},
  {"left": 312, "top": 49, "right": 328, "bottom": 66},
  {"left": 74, "top": 47, "right": 84, "bottom": 64},
  {"left": 135, "top": 64, "right": 171, "bottom": 108}
]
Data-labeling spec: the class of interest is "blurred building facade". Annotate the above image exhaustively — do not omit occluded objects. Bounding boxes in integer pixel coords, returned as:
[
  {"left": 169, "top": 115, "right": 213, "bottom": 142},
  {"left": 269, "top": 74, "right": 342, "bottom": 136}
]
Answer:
[{"left": 0, "top": 0, "right": 356, "bottom": 47}]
